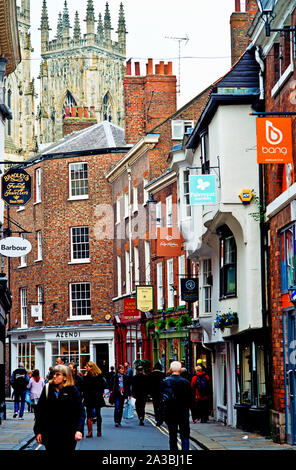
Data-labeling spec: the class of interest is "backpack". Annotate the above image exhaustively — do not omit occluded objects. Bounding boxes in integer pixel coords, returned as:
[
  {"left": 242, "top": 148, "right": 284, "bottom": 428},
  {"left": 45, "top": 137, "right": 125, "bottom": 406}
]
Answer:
[
  {"left": 11, "top": 369, "right": 28, "bottom": 390},
  {"left": 161, "top": 378, "right": 177, "bottom": 410},
  {"left": 195, "top": 374, "right": 209, "bottom": 397}
]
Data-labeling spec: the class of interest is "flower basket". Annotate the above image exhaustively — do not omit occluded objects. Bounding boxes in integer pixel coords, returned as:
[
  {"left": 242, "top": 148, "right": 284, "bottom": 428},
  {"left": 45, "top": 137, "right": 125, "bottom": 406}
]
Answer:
[{"left": 214, "top": 312, "right": 238, "bottom": 331}]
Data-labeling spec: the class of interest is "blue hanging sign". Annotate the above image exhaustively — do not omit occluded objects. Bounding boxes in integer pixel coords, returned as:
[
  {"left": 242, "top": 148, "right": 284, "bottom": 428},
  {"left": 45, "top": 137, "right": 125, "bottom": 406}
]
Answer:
[{"left": 189, "top": 175, "right": 217, "bottom": 205}]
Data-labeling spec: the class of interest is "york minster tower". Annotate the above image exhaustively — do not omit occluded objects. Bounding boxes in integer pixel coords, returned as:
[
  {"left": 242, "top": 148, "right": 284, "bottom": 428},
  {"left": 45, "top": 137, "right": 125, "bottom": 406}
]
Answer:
[{"left": 38, "top": 0, "right": 127, "bottom": 145}]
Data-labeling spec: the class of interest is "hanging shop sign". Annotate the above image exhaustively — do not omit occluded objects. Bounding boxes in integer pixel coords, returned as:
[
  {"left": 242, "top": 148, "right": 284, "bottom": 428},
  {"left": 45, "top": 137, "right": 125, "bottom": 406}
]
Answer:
[
  {"left": 181, "top": 278, "right": 199, "bottom": 303},
  {"left": 189, "top": 174, "right": 217, "bottom": 205},
  {"left": 121, "top": 297, "right": 141, "bottom": 323},
  {"left": 0, "top": 237, "right": 32, "bottom": 258},
  {"left": 256, "top": 117, "right": 293, "bottom": 164},
  {"left": 1, "top": 168, "right": 31, "bottom": 205},
  {"left": 156, "top": 227, "right": 182, "bottom": 257},
  {"left": 136, "top": 285, "right": 154, "bottom": 312}
]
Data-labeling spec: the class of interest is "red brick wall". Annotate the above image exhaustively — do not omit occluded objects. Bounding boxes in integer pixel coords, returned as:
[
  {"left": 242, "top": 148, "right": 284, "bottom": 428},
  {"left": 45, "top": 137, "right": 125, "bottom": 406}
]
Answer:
[
  {"left": 6, "top": 151, "right": 125, "bottom": 330},
  {"left": 63, "top": 118, "right": 97, "bottom": 136},
  {"left": 230, "top": 0, "right": 258, "bottom": 65},
  {"left": 263, "top": 7, "right": 296, "bottom": 414}
]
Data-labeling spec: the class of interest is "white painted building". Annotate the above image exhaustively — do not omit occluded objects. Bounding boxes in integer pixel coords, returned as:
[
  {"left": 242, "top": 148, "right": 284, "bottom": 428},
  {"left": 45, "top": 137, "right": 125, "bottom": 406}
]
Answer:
[{"left": 170, "top": 46, "right": 270, "bottom": 433}]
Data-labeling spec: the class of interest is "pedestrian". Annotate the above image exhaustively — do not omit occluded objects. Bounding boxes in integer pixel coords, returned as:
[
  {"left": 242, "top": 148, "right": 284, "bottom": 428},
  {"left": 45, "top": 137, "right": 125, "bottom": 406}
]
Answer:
[
  {"left": 124, "top": 361, "right": 133, "bottom": 378},
  {"left": 110, "top": 364, "right": 131, "bottom": 427},
  {"left": 45, "top": 367, "right": 54, "bottom": 383},
  {"left": 27, "top": 369, "right": 44, "bottom": 414},
  {"left": 68, "top": 362, "right": 83, "bottom": 394},
  {"left": 160, "top": 361, "right": 193, "bottom": 451},
  {"left": 56, "top": 356, "right": 66, "bottom": 365},
  {"left": 82, "top": 361, "right": 107, "bottom": 438},
  {"left": 148, "top": 362, "right": 165, "bottom": 427},
  {"left": 10, "top": 362, "right": 30, "bottom": 420},
  {"left": 131, "top": 365, "right": 149, "bottom": 426},
  {"left": 25, "top": 371, "right": 32, "bottom": 412},
  {"left": 191, "top": 364, "right": 210, "bottom": 423},
  {"left": 34, "top": 364, "right": 85, "bottom": 452}
]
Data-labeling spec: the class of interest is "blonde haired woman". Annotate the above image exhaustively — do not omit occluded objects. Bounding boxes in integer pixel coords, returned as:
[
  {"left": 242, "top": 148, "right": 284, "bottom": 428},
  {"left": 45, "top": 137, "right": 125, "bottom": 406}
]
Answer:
[
  {"left": 82, "top": 361, "right": 107, "bottom": 437},
  {"left": 34, "top": 365, "right": 85, "bottom": 451}
]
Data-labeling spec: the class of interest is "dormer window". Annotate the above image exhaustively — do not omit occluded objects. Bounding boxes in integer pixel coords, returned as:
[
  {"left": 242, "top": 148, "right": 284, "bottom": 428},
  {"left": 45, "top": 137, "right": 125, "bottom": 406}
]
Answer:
[{"left": 172, "top": 120, "right": 194, "bottom": 140}]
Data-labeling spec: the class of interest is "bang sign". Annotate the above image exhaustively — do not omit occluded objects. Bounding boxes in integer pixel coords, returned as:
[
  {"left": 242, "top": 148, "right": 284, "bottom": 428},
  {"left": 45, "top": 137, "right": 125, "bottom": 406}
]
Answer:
[{"left": 256, "top": 117, "right": 293, "bottom": 164}]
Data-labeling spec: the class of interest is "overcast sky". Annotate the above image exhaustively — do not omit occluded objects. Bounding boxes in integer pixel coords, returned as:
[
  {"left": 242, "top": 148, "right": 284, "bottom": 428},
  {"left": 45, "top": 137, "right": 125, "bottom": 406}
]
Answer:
[{"left": 21, "top": 0, "right": 236, "bottom": 108}]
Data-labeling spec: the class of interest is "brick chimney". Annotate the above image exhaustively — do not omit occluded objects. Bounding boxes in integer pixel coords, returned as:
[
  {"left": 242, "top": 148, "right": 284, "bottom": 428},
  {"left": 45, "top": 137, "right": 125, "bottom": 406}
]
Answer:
[
  {"left": 63, "top": 106, "right": 97, "bottom": 136},
  {"left": 230, "top": 0, "right": 258, "bottom": 65},
  {"left": 124, "top": 58, "right": 177, "bottom": 144}
]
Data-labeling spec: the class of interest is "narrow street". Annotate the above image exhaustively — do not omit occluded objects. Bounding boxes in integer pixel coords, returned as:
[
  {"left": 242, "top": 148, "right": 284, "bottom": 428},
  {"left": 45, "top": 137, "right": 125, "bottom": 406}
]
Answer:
[{"left": 25, "top": 407, "right": 199, "bottom": 451}]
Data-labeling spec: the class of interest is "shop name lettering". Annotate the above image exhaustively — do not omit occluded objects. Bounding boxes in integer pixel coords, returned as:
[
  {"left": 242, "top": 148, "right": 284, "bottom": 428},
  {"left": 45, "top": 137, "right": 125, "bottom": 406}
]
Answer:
[{"left": 56, "top": 332, "right": 80, "bottom": 338}]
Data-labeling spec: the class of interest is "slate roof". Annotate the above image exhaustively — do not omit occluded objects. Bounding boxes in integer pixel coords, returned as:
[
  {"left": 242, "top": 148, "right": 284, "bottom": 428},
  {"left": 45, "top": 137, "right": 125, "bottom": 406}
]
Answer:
[{"left": 34, "top": 121, "right": 129, "bottom": 158}]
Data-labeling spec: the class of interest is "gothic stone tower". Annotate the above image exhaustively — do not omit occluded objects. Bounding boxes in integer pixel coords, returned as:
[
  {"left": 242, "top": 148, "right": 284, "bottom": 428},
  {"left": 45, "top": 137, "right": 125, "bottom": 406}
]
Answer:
[
  {"left": 3, "top": 0, "right": 36, "bottom": 160},
  {"left": 38, "top": 0, "right": 127, "bottom": 145}
]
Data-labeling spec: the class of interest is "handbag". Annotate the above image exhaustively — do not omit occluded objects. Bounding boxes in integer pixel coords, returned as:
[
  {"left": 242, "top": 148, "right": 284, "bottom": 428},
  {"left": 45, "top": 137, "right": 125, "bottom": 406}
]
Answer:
[
  {"left": 123, "top": 397, "right": 134, "bottom": 419},
  {"left": 109, "top": 390, "right": 114, "bottom": 405}
]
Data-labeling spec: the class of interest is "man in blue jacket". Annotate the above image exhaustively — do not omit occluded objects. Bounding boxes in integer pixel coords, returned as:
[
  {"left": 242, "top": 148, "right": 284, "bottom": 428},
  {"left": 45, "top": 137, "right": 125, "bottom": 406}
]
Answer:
[{"left": 10, "top": 362, "right": 29, "bottom": 420}]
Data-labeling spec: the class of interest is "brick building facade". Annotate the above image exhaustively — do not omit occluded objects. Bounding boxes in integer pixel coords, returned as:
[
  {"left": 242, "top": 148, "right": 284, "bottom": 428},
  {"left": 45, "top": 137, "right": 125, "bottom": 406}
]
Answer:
[
  {"left": 5, "top": 121, "right": 131, "bottom": 382},
  {"left": 250, "top": 0, "right": 296, "bottom": 444}
]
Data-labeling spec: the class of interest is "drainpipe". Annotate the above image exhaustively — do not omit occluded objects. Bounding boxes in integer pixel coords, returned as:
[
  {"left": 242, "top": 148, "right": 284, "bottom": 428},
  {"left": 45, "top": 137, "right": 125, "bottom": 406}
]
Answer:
[{"left": 127, "top": 167, "right": 133, "bottom": 294}]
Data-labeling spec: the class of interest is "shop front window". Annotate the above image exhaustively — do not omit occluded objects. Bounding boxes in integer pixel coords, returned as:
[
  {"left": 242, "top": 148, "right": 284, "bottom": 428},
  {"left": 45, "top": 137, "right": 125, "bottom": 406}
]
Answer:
[
  {"left": 51, "top": 339, "right": 90, "bottom": 373},
  {"left": 256, "top": 344, "right": 267, "bottom": 407},
  {"left": 17, "top": 343, "right": 35, "bottom": 372},
  {"left": 241, "top": 345, "right": 252, "bottom": 404}
]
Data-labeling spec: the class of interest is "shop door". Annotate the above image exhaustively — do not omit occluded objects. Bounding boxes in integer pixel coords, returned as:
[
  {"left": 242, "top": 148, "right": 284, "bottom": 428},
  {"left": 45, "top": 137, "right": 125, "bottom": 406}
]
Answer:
[
  {"left": 95, "top": 344, "right": 109, "bottom": 376},
  {"left": 287, "top": 311, "right": 296, "bottom": 444}
]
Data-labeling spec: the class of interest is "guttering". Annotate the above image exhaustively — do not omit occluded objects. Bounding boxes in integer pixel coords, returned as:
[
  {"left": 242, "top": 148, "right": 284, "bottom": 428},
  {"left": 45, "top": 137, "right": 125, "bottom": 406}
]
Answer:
[{"left": 106, "top": 134, "right": 160, "bottom": 183}]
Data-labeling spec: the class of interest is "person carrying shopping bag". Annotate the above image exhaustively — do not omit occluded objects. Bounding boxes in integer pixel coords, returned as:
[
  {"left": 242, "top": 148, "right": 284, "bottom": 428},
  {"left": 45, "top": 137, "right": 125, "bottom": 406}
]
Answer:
[{"left": 28, "top": 369, "right": 44, "bottom": 414}]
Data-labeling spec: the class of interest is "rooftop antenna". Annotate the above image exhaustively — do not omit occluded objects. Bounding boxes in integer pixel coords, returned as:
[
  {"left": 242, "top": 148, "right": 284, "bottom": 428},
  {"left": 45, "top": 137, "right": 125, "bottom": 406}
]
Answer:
[{"left": 165, "top": 34, "right": 189, "bottom": 94}]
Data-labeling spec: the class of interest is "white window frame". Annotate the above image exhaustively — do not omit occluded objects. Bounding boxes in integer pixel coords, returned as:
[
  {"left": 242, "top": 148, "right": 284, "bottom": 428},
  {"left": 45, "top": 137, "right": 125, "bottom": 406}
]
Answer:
[
  {"left": 156, "top": 201, "right": 162, "bottom": 229},
  {"left": 172, "top": 120, "right": 194, "bottom": 140},
  {"left": 19, "top": 233, "right": 27, "bottom": 268},
  {"left": 117, "top": 256, "right": 122, "bottom": 297},
  {"left": 68, "top": 162, "right": 89, "bottom": 200},
  {"left": 133, "top": 186, "right": 138, "bottom": 213},
  {"left": 134, "top": 246, "right": 139, "bottom": 285},
  {"left": 166, "top": 195, "right": 173, "bottom": 227},
  {"left": 143, "top": 179, "right": 149, "bottom": 206},
  {"left": 36, "top": 231, "right": 42, "bottom": 261},
  {"left": 178, "top": 255, "right": 186, "bottom": 306},
  {"left": 203, "top": 258, "right": 212, "bottom": 314},
  {"left": 35, "top": 168, "right": 41, "bottom": 204},
  {"left": 124, "top": 192, "right": 129, "bottom": 218},
  {"left": 125, "top": 251, "right": 131, "bottom": 294},
  {"left": 144, "top": 241, "right": 150, "bottom": 284},
  {"left": 69, "top": 282, "right": 91, "bottom": 319},
  {"left": 70, "top": 226, "right": 90, "bottom": 263},
  {"left": 21, "top": 288, "right": 28, "bottom": 328},
  {"left": 183, "top": 170, "right": 191, "bottom": 218},
  {"left": 157, "top": 262, "right": 163, "bottom": 310},
  {"left": 271, "top": 30, "right": 294, "bottom": 98},
  {"left": 116, "top": 196, "right": 121, "bottom": 224},
  {"left": 167, "top": 258, "right": 174, "bottom": 308}
]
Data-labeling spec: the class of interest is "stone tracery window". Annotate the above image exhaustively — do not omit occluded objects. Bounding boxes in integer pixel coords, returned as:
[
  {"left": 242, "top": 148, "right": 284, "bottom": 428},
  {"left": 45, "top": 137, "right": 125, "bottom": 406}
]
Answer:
[
  {"left": 62, "top": 90, "right": 77, "bottom": 118},
  {"left": 102, "top": 92, "right": 113, "bottom": 122}
]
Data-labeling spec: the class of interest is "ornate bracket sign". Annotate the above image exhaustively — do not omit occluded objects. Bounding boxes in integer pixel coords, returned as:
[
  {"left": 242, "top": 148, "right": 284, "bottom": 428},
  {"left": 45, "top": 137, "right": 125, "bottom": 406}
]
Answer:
[{"left": 1, "top": 168, "right": 31, "bottom": 205}]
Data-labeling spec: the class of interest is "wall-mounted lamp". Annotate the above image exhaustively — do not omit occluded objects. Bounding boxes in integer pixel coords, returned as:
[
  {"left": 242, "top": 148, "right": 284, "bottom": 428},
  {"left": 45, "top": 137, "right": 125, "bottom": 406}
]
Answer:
[
  {"left": 147, "top": 193, "right": 157, "bottom": 205},
  {"left": 256, "top": 0, "right": 296, "bottom": 40}
]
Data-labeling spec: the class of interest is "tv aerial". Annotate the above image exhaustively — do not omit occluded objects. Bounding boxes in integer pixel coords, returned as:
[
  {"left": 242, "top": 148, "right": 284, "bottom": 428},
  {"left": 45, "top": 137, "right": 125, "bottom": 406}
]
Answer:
[{"left": 165, "top": 34, "right": 189, "bottom": 94}]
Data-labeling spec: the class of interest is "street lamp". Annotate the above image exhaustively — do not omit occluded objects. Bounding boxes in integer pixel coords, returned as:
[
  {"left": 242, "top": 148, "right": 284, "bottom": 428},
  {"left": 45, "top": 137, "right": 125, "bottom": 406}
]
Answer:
[{"left": 256, "top": 0, "right": 296, "bottom": 39}]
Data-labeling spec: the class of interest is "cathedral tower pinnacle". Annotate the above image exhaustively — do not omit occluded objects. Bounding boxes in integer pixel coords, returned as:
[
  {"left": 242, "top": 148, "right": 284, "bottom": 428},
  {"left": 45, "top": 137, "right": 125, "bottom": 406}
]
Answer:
[
  {"left": 104, "top": 2, "right": 113, "bottom": 42},
  {"left": 117, "top": 2, "right": 127, "bottom": 52},
  {"left": 74, "top": 11, "right": 82, "bottom": 42},
  {"left": 40, "top": 0, "right": 50, "bottom": 54},
  {"left": 62, "top": 0, "right": 71, "bottom": 39}
]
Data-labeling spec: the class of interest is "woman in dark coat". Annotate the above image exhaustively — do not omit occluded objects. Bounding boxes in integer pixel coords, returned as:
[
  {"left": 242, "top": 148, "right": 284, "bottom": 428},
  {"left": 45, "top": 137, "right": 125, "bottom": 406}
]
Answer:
[
  {"left": 83, "top": 361, "right": 107, "bottom": 437},
  {"left": 34, "top": 365, "right": 85, "bottom": 452}
]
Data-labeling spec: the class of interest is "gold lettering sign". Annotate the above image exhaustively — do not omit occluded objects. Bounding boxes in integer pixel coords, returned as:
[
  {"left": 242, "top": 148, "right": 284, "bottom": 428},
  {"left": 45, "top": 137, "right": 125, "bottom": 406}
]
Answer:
[
  {"left": 1, "top": 169, "right": 32, "bottom": 205},
  {"left": 136, "top": 286, "right": 154, "bottom": 312}
]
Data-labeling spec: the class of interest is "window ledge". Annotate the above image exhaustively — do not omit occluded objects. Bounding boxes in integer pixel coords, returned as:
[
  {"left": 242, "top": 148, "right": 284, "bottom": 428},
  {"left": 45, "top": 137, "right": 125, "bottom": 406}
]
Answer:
[
  {"left": 177, "top": 304, "right": 186, "bottom": 309},
  {"left": 34, "top": 201, "right": 41, "bottom": 206},
  {"left": 271, "top": 63, "right": 294, "bottom": 98},
  {"left": 68, "top": 260, "right": 90, "bottom": 265},
  {"left": 16, "top": 207, "right": 25, "bottom": 212},
  {"left": 67, "top": 316, "right": 92, "bottom": 321},
  {"left": 17, "top": 265, "right": 27, "bottom": 269},
  {"left": 67, "top": 196, "right": 89, "bottom": 201},
  {"left": 34, "top": 259, "right": 42, "bottom": 263}
]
